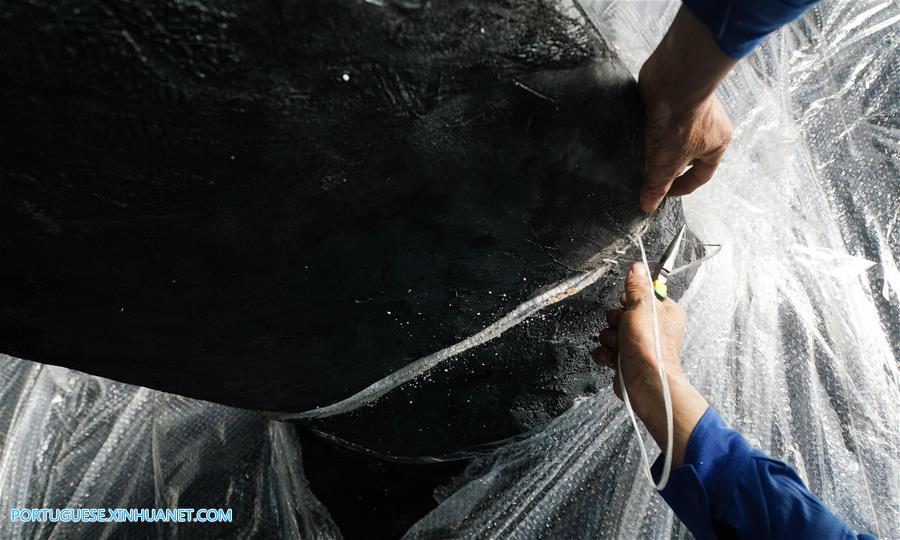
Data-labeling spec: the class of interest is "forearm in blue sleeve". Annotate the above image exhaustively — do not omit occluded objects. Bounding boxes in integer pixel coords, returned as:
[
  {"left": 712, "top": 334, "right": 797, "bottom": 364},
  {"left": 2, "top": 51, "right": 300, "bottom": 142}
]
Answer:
[
  {"left": 682, "top": 0, "right": 821, "bottom": 58},
  {"left": 651, "top": 406, "right": 876, "bottom": 539}
]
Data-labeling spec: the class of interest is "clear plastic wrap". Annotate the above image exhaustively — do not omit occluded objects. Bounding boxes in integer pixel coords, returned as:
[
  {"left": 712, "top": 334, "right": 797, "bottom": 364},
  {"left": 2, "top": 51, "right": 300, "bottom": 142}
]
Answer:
[
  {"left": 0, "top": 1, "right": 896, "bottom": 538},
  {"left": 405, "top": 0, "right": 899, "bottom": 537},
  {"left": 0, "top": 355, "right": 341, "bottom": 539}
]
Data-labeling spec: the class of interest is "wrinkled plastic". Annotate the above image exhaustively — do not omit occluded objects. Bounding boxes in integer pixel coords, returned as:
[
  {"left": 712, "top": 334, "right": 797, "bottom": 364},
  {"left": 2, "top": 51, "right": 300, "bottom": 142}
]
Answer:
[
  {"left": 0, "top": 1, "right": 896, "bottom": 538},
  {"left": 405, "top": 0, "right": 899, "bottom": 537},
  {"left": 0, "top": 356, "right": 341, "bottom": 539}
]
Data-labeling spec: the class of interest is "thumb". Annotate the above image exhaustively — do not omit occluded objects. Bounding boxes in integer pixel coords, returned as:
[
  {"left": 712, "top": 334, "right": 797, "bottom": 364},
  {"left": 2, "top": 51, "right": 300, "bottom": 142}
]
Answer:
[
  {"left": 642, "top": 154, "right": 684, "bottom": 212},
  {"left": 641, "top": 147, "right": 676, "bottom": 213},
  {"left": 642, "top": 126, "right": 682, "bottom": 212},
  {"left": 624, "top": 262, "right": 652, "bottom": 310},
  {"left": 639, "top": 183, "right": 670, "bottom": 213}
]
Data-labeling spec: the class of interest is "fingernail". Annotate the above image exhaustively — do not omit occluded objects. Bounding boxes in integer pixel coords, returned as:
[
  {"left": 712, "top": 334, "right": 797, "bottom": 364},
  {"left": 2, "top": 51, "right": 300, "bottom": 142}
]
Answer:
[{"left": 631, "top": 262, "right": 645, "bottom": 277}]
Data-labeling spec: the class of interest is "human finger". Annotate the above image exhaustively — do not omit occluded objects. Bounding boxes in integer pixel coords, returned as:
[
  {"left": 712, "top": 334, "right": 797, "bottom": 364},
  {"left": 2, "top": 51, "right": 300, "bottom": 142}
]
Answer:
[
  {"left": 668, "top": 150, "right": 723, "bottom": 197},
  {"left": 591, "top": 346, "right": 616, "bottom": 368},
  {"left": 639, "top": 181, "right": 673, "bottom": 213},
  {"left": 624, "top": 262, "right": 652, "bottom": 310},
  {"left": 598, "top": 327, "right": 618, "bottom": 348},
  {"left": 642, "top": 137, "right": 683, "bottom": 212},
  {"left": 606, "top": 307, "right": 623, "bottom": 328}
]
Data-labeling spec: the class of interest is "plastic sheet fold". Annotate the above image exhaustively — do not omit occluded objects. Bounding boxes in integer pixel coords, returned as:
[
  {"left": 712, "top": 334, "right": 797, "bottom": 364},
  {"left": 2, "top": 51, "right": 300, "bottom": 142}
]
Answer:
[{"left": 0, "top": 356, "right": 341, "bottom": 539}]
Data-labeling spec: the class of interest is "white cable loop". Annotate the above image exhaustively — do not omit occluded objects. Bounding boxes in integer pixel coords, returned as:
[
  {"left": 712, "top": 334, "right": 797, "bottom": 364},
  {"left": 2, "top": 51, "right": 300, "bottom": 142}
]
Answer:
[{"left": 618, "top": 235, "right": 674, "bottom": 491}]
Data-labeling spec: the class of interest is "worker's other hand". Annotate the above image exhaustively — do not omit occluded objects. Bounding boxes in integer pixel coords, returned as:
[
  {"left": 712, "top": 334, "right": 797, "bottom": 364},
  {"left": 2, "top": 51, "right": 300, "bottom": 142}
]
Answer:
[
  {"left": 591, "top": 262, "right": 686, "bottom": 416},
  {"left": 638, "top": 87, "right": 732, "bottom": 213},
  {"left": 636, "top": 6, "right": 737, "bottom": 213}
]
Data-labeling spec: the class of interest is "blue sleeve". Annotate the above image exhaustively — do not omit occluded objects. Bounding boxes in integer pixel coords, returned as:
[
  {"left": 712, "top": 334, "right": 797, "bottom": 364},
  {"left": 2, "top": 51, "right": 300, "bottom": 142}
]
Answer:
[
  {"left": 682, "top": 0, "right": 821, "bottom": 58},
  {"left": 650, "top": 406, "right": 877, "bottom": 540}
]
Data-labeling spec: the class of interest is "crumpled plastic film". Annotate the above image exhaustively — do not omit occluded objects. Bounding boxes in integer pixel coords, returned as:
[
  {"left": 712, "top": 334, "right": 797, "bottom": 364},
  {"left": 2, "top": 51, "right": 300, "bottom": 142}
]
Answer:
[
  {"left": 0, "top": 355, "right": 341, "bottom": 539},
  {"left": 404, "top": 0, "right": 899, "bottom": 538},
  {"left": 0, "top": 1, "right": 896, "bottom": 538}
]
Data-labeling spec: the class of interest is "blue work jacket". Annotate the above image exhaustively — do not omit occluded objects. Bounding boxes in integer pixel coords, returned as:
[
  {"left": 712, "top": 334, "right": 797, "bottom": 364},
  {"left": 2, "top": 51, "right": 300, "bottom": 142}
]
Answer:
[
  {"left": 651, "top": 407, "right": 877, "bottom": 539},
  {"left": 684, "top": 0, "right": 821, "bottom": 58}
]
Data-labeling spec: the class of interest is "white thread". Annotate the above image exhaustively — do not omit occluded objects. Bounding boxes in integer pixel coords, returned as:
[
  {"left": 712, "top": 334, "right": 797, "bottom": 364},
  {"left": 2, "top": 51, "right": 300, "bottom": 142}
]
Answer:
[
  {"left": 617, "top": 235, "right": 674, "bottom": 491},
  {"left": 281, "top": 261, "right": 615, "bottom": 421}
]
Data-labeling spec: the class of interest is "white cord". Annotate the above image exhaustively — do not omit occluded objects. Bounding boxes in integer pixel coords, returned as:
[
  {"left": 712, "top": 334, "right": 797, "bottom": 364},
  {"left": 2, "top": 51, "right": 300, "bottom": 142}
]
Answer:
[{"left": 617, "top": 235, "right": 674, "bottom": 491}]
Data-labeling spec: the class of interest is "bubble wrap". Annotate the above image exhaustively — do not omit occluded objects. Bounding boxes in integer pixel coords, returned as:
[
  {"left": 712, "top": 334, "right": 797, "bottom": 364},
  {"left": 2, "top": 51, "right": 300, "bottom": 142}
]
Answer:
[
  {"left": 404, "top": 0, "right": 900, "bottom": 538},
  {"left": 0, "top": 1, "right": 896, "bottom": 539},
  {"left": 0, "top": 356, "right": 340, "bottom": 539}
]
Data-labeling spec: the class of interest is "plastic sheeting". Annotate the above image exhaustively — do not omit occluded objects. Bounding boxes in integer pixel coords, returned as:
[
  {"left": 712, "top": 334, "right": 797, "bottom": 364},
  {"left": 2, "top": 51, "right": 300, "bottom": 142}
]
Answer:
[
  {"left": 0, "top": 0, "right": 897, "bottom": 538},
  {"left": 0, "top": 356, "right": 341, "bottom": 539},
  {"left": 404, "top": 0, "right": 900, "bottom": 537}
]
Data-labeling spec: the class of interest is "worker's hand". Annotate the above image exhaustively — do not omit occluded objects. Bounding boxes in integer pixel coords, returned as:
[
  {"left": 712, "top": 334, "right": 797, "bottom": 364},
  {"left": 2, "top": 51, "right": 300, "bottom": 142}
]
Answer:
[
  {"left": 636, "top": 6, "right": 737, "bottom": 213},
  {"left": 638, "top": 88, "right": 732, "bottom": 213},
  {"left": 591, "top": 262, "right": 686, "bottom": 416},
  {"left": 591, "top": 261, "right": 708, "bottom": 466}
]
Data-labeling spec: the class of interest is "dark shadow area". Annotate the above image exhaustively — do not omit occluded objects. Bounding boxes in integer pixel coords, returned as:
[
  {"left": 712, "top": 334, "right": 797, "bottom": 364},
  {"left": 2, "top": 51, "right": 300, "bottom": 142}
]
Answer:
[
  {"left": 0, "top": 0, "right": 664, "bottom": 457},
  {"left": 298, "top": 426, "right": 468, "bottom": 539}
]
